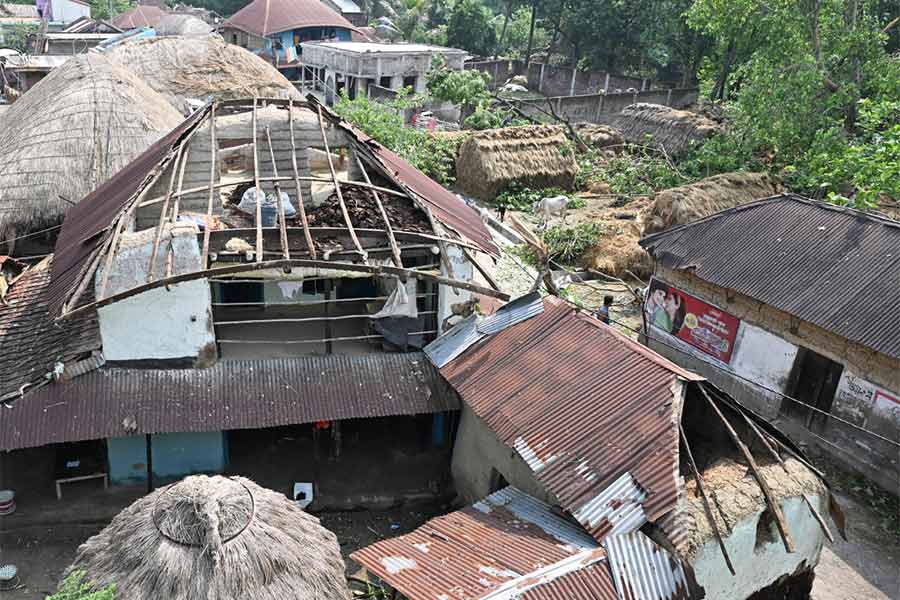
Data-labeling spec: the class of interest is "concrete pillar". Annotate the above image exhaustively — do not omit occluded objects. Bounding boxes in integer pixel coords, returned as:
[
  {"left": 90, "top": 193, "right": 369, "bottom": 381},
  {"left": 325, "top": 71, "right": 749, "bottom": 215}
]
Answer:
[
  {"left": 569, "top": 67, "right": 577, "bottom": 96},
  {"left": 389, "top": 74, "right": 403, "bottom": 90},
  {"left": 603, "top": 72, "right": 610, "bottom": 93},
  {"left": 538, "top": 62, "right": 545, "bottom": 92},
  {"left": 414, "top": 75, "right": 427, "bottom": 94},
  {"left": 666, "top": 88, "right": 673, "bottom": 106},
  {"left": 595, "top": 94, "right": 605, "bottom": 121}
]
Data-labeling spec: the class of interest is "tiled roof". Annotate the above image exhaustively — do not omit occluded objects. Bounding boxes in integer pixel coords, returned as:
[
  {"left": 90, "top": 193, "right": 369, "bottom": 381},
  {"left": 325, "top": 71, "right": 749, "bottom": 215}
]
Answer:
[
  {"left": 111, "top": 5, "right": 167, "bottom": 29},
  {"left": 226, "top": 0, "right": 355, "bottom": 37}
]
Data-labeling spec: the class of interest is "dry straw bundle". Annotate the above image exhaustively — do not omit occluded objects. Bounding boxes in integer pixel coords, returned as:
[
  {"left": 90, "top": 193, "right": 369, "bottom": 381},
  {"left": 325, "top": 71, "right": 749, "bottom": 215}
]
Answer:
[
  {"left": 68, "top": 475, "right": 350, "bottom": 600},
  {"left": 643, "top": 172, "right": 783, "bottom": 234},
  {"left": 456, "top": 125, "right": 580, "bottom": 200},
  {"left": 0, "top": 53, "right": 182, "bottom": 241},
  {"left": 603, "top": 103, "right": 721, "bottom": 157},
  {"left": 104, "top": 35, "right": 302, "bottom": 114}
]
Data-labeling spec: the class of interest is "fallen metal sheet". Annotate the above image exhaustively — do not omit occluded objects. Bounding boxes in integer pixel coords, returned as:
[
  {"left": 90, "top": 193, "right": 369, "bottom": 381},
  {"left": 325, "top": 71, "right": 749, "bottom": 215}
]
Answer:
[
  {"left": 352, "top": 486, "right": 615, "bottom": 600},
  {"left": 604, "top": 531, "right": 691, "bottom": 600}
]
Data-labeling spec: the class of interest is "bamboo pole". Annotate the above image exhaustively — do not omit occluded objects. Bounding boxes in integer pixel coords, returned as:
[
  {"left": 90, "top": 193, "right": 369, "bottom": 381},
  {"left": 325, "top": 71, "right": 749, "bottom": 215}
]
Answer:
[
  {"left": 680, "top": 424, "right": 736, "bottom": 575},
  {"left": 698, "top": 384, "right": 796, "bottom": 553},
  {"left": 252, "top": 97, "right": 262, "bottom": 263},
  {"left": 165, "top": 145, "right": 191, "bottom": 283},
  {"left": 355, "top": 155, "right": 402, "bottom": 268},
  {"left": 264, "top": 125, "right": 290, "bottom": 262},
  {"left": 315, "top": 103, "right": 366, "bottom": 261},
  {"left": 201, "top": 104, "right": 217, "bottom": 270},
  {"left": 148, "top": 144, "right": 184, "bottom": 282},
  {"left": 288, "top": 98, "right": 314, "bottom": 259}
]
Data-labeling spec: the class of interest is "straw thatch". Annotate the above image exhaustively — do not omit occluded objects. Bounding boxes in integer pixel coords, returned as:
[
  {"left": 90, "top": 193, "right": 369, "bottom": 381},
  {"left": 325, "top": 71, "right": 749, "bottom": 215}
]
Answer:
[
  {"left": 67, "top": 475, "right": 350, "bottom": 600},
  {"left": 602, "top": 103, "right": 721, "bottom": 156},
  {"left": 456, "top": 125, "right": 579, "bottom": 200},
  {"left": 156, "top": 14, "right": 213, "bottom": 36},
  {"left": 643, "top": 172, "right": 783, "bottom": 234},
  {"left": 574, "top": 123, "right": 625, "bottom": 150},
  {"left": 104, "top": 35, "right": 302, "bottom": 114},
  {"left": 0, "top": 53, "right": 182, "bottom": 243}
]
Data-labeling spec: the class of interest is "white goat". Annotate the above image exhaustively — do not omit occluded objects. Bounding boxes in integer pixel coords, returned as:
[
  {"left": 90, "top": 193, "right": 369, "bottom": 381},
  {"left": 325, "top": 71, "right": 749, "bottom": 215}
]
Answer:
[{"left": 533, "top": 195, "right": 569, "bottom": 225}]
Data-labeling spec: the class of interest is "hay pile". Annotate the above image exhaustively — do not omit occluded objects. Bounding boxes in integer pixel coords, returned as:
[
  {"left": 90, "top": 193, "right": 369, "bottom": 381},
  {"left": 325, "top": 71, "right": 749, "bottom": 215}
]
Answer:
[
  {"left": 67, "top": 475, "right": 350, "bottom": 600},
  {"left": 104, "top": 35, "right": 302, "bottom": 113},
  {"left": 0, "top": 53, "right": 182, "bottom": 244},
  {"left": 156, "top": 14, "right": 213, "bottom": 36},
  {"left": 643, "top": 172, "right": 783, "bottom": 234},
  {"left": 456, "top": 125, "right": 579, "bottom": 200},
  {"left": 579, "top": 195, "right": 654, "bottom": 277},
  {"left": 603, "top": 103, "right": 721, "bottom": 156},
  {"left": 574, "top": 123, "right": 625, "bottom": 150}
]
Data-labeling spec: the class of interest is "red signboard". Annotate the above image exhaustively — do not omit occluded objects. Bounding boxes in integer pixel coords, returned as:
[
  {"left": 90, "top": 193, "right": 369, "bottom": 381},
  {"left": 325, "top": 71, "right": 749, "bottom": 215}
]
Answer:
[{"left": 646, "top": 278, "right": 741, "bottom": 363}]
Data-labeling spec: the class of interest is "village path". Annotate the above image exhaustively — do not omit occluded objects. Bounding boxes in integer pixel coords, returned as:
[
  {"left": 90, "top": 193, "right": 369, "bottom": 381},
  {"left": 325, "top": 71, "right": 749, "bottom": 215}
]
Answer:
[{"left": 812, "top": 490, "right": 900, "bottom": 600}]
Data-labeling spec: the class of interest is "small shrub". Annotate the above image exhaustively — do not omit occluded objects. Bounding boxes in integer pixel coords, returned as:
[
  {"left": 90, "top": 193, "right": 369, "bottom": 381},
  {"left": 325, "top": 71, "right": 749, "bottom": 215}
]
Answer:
[
  {"left": 48, "top": 572, "right": 115, "bottom": 600},
  {"left": 494, "top": 183, "right": 569, "bottom": 211}
]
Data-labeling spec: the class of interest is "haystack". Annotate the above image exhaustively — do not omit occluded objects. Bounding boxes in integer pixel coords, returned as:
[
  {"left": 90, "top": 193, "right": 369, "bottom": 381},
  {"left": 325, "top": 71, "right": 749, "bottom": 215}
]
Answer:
[
  {"left": 574, "top": 123, "right": 624, "bottom": 150},
  {"left": 456, "top": 125, "right": 579, "bottom": 200},
  {"left": 104, "top": 35, "right": 302, "bottom": 113},
  {"left": 0, "top": 53, "right": 182, "bottom": 243},
  {"left": 643, "top": 172, "right": 783, "bottom": 234},
  {"left": 67, "top": 475, "right": 350, "bottom": 600},
  {"left": 603, "top": 103, "right": 720, "bottom": 156}
]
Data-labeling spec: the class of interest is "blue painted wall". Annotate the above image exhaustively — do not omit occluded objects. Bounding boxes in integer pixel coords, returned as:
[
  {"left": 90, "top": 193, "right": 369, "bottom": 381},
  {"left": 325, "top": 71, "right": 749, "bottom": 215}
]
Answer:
[
  {"left": 108, "top": 431, "right": 227, "bottom": 485},
  {"left": 266, "top": 26, "right": 353, "bottom": 62}
]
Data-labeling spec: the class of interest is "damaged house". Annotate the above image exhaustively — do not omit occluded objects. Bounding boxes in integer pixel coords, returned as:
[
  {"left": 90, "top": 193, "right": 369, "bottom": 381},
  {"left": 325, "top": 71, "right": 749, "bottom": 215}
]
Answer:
[
  {"left": 0, "top": 96, "right": 503, "bottom": 510},
  {"left": 640, "top": 194, "right": 900, "bottom": 493},
  {"left": 351, "top": 296, "right": 845, "bottom": 600}
]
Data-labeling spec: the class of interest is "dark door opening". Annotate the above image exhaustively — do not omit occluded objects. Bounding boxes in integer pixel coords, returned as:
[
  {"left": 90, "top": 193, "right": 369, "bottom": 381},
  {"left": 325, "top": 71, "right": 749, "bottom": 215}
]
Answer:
[
  {"left": 488, "top": 468, "right": 509, "bottom": 494},
  {"left": 783, "top": 347, "right": 843, "bottom": 431}
]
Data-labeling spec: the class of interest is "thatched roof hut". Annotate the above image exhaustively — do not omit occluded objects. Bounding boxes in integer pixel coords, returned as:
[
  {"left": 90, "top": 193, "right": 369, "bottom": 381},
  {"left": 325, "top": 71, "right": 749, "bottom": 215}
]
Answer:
[
  {"left": 67, "top": 475, "right": 350, "bottom": 600},
  {"left": 602, "top": 103, "right": 721, "bottom": 156},
  {"left": 456, "top": 125, "right": 579, "bottom": 201},
  {"left": 0, "top": 53, "right": 182, "bottom": 243},
  {"left": 643, "top": 171, "right": 783, "bottom": 234},
  {"left": 104, "top": 35, "right": 303, "bottom": 114}
]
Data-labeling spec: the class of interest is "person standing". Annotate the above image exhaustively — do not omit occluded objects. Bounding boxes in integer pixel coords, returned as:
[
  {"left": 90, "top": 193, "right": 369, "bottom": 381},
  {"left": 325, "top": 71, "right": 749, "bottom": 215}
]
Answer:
[{"left": 596, "top": 295, "right": 614, "bottom": 324}]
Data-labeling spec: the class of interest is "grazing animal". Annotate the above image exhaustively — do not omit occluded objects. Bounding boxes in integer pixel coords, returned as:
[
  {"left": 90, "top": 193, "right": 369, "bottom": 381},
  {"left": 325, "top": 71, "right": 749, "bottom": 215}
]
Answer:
[{"left": 533, "top": 195, "right": 570, "bottom": 225}]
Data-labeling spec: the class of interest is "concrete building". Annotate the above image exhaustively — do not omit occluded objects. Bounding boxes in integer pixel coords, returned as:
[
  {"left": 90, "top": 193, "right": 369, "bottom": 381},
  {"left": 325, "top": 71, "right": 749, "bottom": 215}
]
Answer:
[
  {"left": 320, "top": 0, "right": 364, "bottom": 27},
  {"left": 300, "top": 41, "right": 466, "bottom": 104},
  {"left": 640, "top": 194, "right": 900, "bottom": 492}
]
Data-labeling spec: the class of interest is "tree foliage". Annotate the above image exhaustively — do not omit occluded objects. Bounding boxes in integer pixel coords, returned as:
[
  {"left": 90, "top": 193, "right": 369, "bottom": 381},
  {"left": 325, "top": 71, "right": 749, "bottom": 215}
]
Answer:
[{"left": 446, "top": 0, "right": 497, "bottom": 56}]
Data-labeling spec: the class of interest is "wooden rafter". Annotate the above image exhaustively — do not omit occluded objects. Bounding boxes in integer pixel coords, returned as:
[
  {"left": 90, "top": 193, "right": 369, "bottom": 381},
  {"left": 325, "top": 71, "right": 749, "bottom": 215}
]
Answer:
[
  {"left": 355, "top": 155, "right": 402, "bottom": 268},
  {"left": 315, "top": 103, "right": 366, "bottom": 262},
  {"left": 137, "top": 176, "right": 409, "bottom": 209},
  {"left": 147, "top": 144, "right": 185, "bottom": 282},
  {"left": 698, "top": 384, "right": 796, "bottom": 553},
  {"left": 201, "top": 103, "right": 217, "bottom": 270},
  {"left": 165, "top": 145, "right": 191, "bottom": 282},
  {"left": 679, "top": 424, "right": 736, "bottom": 576},
  {"left": 264, "top": 125, "right": 290, "bottom": 262},
  {"left": 252, "top": 97, "right": 262, "bottom": 263},
  {"left": 59, "top": 258, "right": 510, "bottom": 320},
  {"left": 288, "top": 98, "right": 314, "bottom": 259}
]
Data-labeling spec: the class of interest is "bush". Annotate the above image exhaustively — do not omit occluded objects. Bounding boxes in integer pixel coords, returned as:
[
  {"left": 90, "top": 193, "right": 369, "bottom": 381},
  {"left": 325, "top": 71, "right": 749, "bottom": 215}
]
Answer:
[
  {"left": 47, "top": 572, "right": 115, "bottom": 600},
  {"left": 494, "top": 183, "right": 572, "bottom": 211}
]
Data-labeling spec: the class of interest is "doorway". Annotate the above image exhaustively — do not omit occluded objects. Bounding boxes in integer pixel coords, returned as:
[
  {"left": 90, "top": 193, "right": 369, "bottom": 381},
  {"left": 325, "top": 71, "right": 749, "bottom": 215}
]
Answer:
[{"left": 783, "top": 347, "right": 843, "bottom": 431}]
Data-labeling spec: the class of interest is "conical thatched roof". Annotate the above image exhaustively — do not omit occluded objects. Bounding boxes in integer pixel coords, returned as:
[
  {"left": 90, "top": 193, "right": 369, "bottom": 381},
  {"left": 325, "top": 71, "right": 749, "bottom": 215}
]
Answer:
[
  {"left": 68, "top": 475, "right": 350, "bottom": 600},
  {"left": 0, "top": 53, "right": 182, "bottom": 239},
  {"left": 456, "top": 125, "right": 579, "bottom": 201},
  {"left": 104, "top": 35, "right": 303, "bottom": 114}
]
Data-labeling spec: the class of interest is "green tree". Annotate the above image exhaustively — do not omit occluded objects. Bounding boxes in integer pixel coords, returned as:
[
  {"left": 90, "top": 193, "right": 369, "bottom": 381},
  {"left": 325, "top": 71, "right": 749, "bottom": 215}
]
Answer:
[
  {"left": 447, "top": 0, "right": 497, "bottom": 56},
  {"left": 1, "top": 23, "right": 37, "bottom": 53},
  {"left": 90, "top": 0, "right": 133, "bottom": 20}
]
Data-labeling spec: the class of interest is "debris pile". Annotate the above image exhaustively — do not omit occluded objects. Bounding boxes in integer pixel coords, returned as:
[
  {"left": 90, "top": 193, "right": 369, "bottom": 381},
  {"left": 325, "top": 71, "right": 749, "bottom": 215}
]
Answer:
[{"left": 306, "top": 185, "right": 432, "bottom": 233}]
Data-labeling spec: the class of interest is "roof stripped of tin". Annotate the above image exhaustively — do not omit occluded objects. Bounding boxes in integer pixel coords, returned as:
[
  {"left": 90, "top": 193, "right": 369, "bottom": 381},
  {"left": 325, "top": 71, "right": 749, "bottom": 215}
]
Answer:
[
  {"left": 440, "top": 296, "right": 702, "bottom": 541},
  {"left": 352, "top": 486, "right": 617, "bottom": 600}
]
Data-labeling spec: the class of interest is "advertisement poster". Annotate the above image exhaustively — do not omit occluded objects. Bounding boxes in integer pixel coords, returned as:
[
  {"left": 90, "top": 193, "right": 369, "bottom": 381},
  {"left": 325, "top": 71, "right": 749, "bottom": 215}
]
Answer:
[{"left": 646, "top": 278, "right": 740, "bottom": 363}]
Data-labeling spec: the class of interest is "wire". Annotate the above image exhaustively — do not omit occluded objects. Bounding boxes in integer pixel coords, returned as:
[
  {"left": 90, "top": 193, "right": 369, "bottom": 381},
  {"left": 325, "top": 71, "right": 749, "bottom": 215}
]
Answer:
[
  {"left": 502, "top": 246, "right": 900, "bottom": 449},
  {"left": 0, "top": 223, "right": 63, "bottom": 247}
]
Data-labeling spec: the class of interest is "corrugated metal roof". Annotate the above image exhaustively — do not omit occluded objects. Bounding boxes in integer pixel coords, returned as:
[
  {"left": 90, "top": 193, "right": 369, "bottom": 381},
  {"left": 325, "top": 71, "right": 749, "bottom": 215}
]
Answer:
[
  {"left": 46, "top": 105, "right": 208, "bottom": 315},
  {"left": 226, "top": 0, "right": 355, "bottom": 37},
  {"left": 640, "top": 194, "right": 900, "bottom": 360},
  {"left": 519, "top": 565, "right": 619, "bottom": 600},
  {"left": 352, "top": 486, "right": 616, "bottom": 600},
  {"left": 604, "top": 531, "right": 690, "bottom": 600},
  {"left": 0, "top": 352, "right": 455, "bottom": 450},
  {"left": 0, "top": 3, "right": 39, "bottom": 18},
  {"left": 440, "top": 297, "right": 702, "bottom": 542},
  {"left": 0, "top": 258, "right": 100, "bottom": 402}
]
